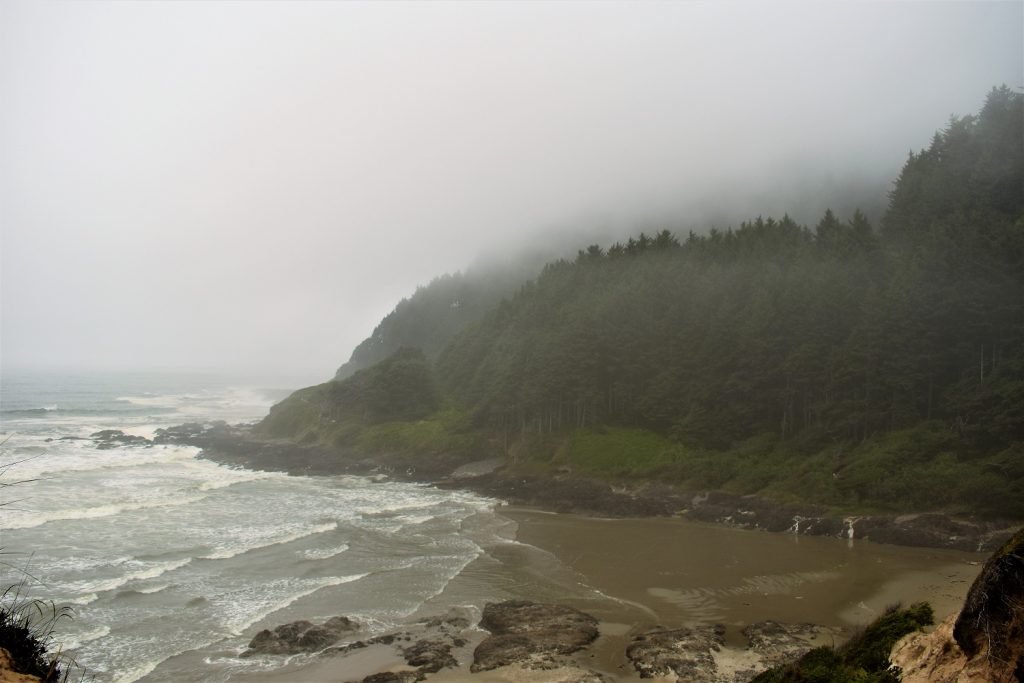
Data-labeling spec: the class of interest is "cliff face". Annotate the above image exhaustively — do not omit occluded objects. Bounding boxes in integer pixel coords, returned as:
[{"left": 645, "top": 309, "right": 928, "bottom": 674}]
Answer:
[
  {"left": 0, "top": 649, "right": 41, "bottom": 683},
  {"left": 954, "top": 526, "right": 1024, "bottom": 680},
  {"left": 892, "top": 526, "right": 1024, "bottom": 683}
]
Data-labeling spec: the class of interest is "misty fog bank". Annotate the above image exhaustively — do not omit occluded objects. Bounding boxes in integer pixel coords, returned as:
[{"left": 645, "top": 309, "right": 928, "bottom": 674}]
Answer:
[{"left": 1, "top": 1, "right": 1020, "bottom": 376}]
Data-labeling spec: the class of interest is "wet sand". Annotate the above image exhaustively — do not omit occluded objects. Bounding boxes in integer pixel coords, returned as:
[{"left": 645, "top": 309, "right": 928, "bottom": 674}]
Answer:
[
  {"left": 502, "top": 508, "right": 980, "bottom": 630},
  {"left": 239, "top": 506, "right": 983, "bottom": 683}
]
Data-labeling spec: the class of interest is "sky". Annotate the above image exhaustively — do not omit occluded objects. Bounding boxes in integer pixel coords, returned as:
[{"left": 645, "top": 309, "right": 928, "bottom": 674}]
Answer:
[{"left": 1, "top": 1, "right": 1021, "bottom": 386}]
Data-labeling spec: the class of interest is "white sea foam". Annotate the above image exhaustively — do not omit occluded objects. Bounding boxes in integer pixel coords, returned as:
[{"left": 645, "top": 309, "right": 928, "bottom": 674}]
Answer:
[
  {"left": 62, "top": 624, "right": 111, "bottom": 651},
  {"left": 399, "top": 514, "right": 435, "bottom": 526},
  {"left": 64, "top": 593, "right": 99, "bottom": 605},
  {"left": 200, "top": 522, "right": 339, "bottom": 560},
  {"left": 112, "top": 658, "right": 162, "bottom": 683},
  {"left": 2, "top": 494, "right": 205, "bottom": 530},
  {"left": 62, "top": 558, "right": 192, "bottom": 595},
  {"left": 356, "top": 499, "right": 434, "bottom": 516},
  {"left": 300, "top": 543, "right": 350, "bottom": 560},
  {"left": 222, "top": 574, "right": 369, "bottom": 636},
  {"left": 191, "top": 465, "right": 280, "bottom": 492},
  {"left": 9, "top": 445, "right": 201, "bottom": 481},
  {"left": 116, "top": 394, "right": 190, "bottom": 408}
]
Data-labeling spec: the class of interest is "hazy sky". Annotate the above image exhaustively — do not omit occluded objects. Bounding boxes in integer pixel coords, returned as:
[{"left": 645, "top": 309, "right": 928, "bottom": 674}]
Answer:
[{"left": 1, "top": 1, "right": 1021, "bottom": 385}]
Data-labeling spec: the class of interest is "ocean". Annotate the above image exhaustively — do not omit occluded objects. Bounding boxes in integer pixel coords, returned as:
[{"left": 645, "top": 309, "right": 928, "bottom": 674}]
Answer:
[{"left": 0, "top": 370, "right": 511, "bottom": 682}]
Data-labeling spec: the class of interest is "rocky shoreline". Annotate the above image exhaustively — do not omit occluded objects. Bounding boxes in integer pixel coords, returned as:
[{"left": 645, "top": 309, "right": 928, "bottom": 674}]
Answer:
[
  {"left": 145, "top": 421, "right": 1017, "bottom": 554},
  {"left": 72, "top": 421, "right": 1021, "bottom": 683},
  {"left": 234, "top": 600, "right": 842, "bottom": 683}
]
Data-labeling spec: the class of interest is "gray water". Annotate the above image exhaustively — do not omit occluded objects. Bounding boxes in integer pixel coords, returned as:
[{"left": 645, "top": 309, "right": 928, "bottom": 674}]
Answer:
[{"left": 0, "top": 371, "right": 509, "bottom": 682}]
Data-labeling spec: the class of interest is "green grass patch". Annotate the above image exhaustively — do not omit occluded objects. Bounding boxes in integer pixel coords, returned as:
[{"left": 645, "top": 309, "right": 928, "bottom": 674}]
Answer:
[
  {"left": 354, "top": 409, "right": 481, "bottom": 459},
  {"left": 752, "top": 602, "right": 933, "bottom": 683},
  {"left": 255, "top": 384, "right": 326, "bottom": 440},
  {"left": 655, "top": 423, "right": 1024, "bottom": 518},
  {"left": 560, "top": 427, "right": 674, "bottom": 477}
]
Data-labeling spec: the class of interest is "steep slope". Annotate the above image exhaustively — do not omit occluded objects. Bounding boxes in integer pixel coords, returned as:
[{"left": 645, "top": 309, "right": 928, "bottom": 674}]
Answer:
[
  {"left": 265, "top": 86, "right": 1023, "bottom": 520},
  {"left": 335, "top": 260, "right": 543, "bottom": 380},
  {"left": 891, "top": 526, "right": 1024, "bottom": 683}
]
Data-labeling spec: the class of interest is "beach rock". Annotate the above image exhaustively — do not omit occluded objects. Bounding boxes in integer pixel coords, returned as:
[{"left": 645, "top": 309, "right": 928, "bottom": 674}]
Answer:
[
  {"left": 890, "top": 527, "right": 1023, "bottom": 683},
  {"left": 742, "top": 621, "right": 826, "bottom": 668},
  {"left": 90, "top": 429, "right": 151, "bottom": 449},
  {"left": 681, "top": 490, "right": 1013, "bottom": 552},
  {"left": 319, "top": 610, "right": 471, "bottom": 680},
  {"left": 626, "top": 622, "right": 833, "bottom": 683},
  {"left": 401, "top": 639, "right": 459, "bottom": 673},
  {"left": 626, "top": 626, "right": 724, "bottom": 682},
  {"left": 472, "top": 601, "right": 600, "bottom": 672},
  {"left": 953, "top": 526, "right": 1024, "bottom": 675},
  {"left": 416, "top": 609, "right": 471, "bottom": 631},
  {"left": 243, "top": 616, "right": 358, "bottom": 656},
  {"left": 360, "top": 673, "right": 421, "bottom": 683}
]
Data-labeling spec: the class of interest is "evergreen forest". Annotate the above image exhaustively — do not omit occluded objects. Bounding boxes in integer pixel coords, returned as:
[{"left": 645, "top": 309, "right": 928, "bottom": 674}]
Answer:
[{"left": 262, "top": 86, "right": 1024, "bottom": 520}]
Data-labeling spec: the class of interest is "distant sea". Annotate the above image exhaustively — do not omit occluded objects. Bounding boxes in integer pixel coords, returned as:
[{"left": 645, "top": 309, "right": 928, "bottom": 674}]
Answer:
[{"left": 0, "top": 370, "right": 507, "bottom": 683}]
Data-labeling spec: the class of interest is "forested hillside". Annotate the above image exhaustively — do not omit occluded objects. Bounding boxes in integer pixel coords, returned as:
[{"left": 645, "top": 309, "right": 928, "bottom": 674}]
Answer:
[
  {"left": 335, "top": 260, "right": 544, "bottom": 379},
  {"left": 264, "top": 86, "right": 1023, "bottom": 519}
]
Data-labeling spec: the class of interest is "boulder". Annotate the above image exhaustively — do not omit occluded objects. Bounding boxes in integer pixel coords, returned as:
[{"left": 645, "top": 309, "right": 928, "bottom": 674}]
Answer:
[
  {"left": 243, "top": 616, "right": 358, "bottom": 656},
  {"left": 626, "top": 626, "right": 723, "bottom": 682},
  {"left": 953, "top": 526, "right": 1024, "bottom": 676},
  {"left": 90, "top": 429, "right": 151, "bottom": 449},
  {"left": 471, "top": 601, "right": 599, "bottom": 672},
  {"left": 892, "top": 526, "right": 1024, "bottom": 683}
]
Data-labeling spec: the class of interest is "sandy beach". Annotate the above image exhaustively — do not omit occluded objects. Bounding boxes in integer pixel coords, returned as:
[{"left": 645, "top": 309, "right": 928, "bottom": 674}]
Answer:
[{"left": 238, "top": 505, "right": 983, "bottom": 683}]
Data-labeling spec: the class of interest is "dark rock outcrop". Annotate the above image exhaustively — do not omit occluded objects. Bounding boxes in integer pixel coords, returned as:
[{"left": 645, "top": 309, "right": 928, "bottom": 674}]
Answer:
[
  {"left": 312, "top": 610, "right": 472, "bottom": 683},
  {"left": 90, "top": 429, "right": 151, "bottom": 449},
  {"left": 891, "top": 526, "right": 1023, "bottom": 683},
  {"left": 400, "top": 638, "right": 460, "bottom": 674},
  {"left": 163, "top": 421, "right": 1014, "bottom": 553},
  {"left": 359, "top": 673, "right": 420, "bottom": 683},
  {"left": 953, "top": 526, "right": 1024, "bottom": 680},
  {"left": 243, "top": 616, "right": 358, "bottom": 656},
  {"left": 471, "top": 601, "right": 599, "bottom": 672},
  {"left": 626, "top": 626, "right": 724, "bottom": 683},
  {"left": 742, "top": 621, "right": 826, "bottom": 669},
  {"left": 683, "top": 491, "right": 1014, "bottom": 553},
  {"left": 627, "top": 621, "right": 838, "bottom": 683}
]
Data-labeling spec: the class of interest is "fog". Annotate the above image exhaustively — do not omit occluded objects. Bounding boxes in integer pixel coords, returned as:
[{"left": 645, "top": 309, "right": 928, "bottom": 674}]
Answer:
[{"left": 1, "top": 1, "right": 1020, "bottom": 385}]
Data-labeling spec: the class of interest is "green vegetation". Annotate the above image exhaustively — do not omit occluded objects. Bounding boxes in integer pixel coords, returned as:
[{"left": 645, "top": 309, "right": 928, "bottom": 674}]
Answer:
[
  {"left": 265, "top": 87, "right": 1023, "bottom": 519},
  {"left": 260, "top": 347, "right": 440, "bottom": 442},
  {"left": 0, "top": 582, "right": 73, "bottom": 682},
  {"left": 751, "top": 602, "right": 934, "bottom": 683},
  {"left": 335, "top": 261, "right": 543, "bottom": 380},
  {"left": 559, "top": 427, "right": 674, "bottom": 477},
  {"left": 354, "top": 409, "right": 482, "bottom": 459}
]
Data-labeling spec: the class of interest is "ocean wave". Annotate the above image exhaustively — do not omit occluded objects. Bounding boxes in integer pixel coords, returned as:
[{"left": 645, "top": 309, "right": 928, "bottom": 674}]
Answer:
[
  {"left": 10, "top": 445, "right": 202, "bottom": 481},
  {"left": 299, "top": 543, "right": 350, "bottom": 560},
  {"left": 0, "top": 404, "right": 59, "bottom": 415},
  {"left": 113, "top": 658, "right": 162, "bottom": 683},
  {"left": 2, "top": 494, "right": 205, "bottom": 530},
  {"left": 199, "top": 522, "right": 339, "bottom": 560},
  {"left": 222, "top": 573, "right": 369, "bottom": 636},
  {"left": 116, "top": 394, "right": 197, "bottom": 408},
  {"left": 398, "top": 514, "right": 435, "bottom": 526},
  {"left": 62, "top": 624, "right": 111, "bottom": 651},
  {"left": 0, "top": 406, "right": 175, "bottom": 418},
  {"left": 357, "top": 500, "right": 435, "bottom": 516},
  {"left": 113, "top": 583, "right": 175, "bottom": 599},
  {"left": 190, "top": 465, "right": 281, "bottom": 492},
  {"left": 62, "top": 558, "right": 193, "bottom": 595},
  {"left": 64, "top": 593, "right": 99, "bottom": 606}
]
